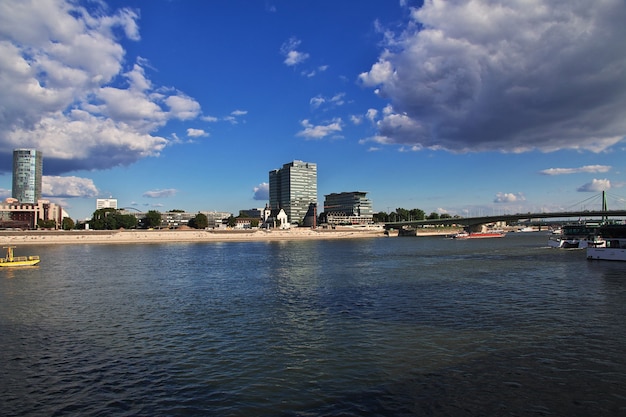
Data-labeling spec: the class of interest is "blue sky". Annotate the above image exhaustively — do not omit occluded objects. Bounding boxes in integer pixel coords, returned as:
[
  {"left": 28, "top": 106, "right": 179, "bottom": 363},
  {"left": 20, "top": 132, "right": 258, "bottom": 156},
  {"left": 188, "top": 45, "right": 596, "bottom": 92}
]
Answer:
[{"left": 1, "top": 0, "right": 625, "bottom": 220}]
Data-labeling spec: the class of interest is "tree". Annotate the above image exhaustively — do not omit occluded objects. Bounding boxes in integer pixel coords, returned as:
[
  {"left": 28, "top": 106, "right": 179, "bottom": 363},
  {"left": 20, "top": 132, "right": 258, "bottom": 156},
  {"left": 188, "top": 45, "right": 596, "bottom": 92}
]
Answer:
[
  {"left": 427, "top": 212, "right": 440, "bottom": 220},
  {"left": 62, "top": 217, "right": 75, "bottom": 230},
  {"left": 409, "top": 208, "right": 425, "bottom": 220},
  {"left": 115, "top": 213, "right": 138, "bottom": 229},
  {"left": 396, "top": 208, "right": 410, "bottom": 221},
  {"left": 189, "top": 213, "right": 208, "bottom": 229},
  {"left": 90, "top": 208, "right": 116, "bottom": 230},
  {"left": 373, "top": 211, "right": 389, "bottom": 223},
  {"left": 37, "top": 219, "right": 56, "bottom": 229},
  {"left": 143, "top": 210, "right": 162, "bottom": 228},
  {"left": 227, "top": 215, "right": 237, "bottom": 228},
  {"left": 89, "top": 209, "right": 137, "bottom": 230}
]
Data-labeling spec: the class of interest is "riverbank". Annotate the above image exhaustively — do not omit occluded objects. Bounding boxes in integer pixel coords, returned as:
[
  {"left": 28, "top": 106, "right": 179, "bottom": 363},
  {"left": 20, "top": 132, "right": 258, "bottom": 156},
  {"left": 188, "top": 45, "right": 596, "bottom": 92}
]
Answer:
[
  {"left": 0, "top": 228, "right": 385, "bottom": 245},
  {"left": 0, "top": 227, "right": 458, "bottom": 245}
]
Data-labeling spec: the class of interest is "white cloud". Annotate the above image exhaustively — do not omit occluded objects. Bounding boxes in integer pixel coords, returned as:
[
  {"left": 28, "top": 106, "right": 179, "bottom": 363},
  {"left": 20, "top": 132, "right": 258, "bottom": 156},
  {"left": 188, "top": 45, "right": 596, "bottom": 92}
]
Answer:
[
  {"left": 577, "top": 179, "right": 611, "bottom": 192},
  {"left": 143, "top": 189, "right": 178, "bottom": 198},
  {"left": 0, "top": 0, "right": 202, "bottom": 174},
  {"left": 310, "top": 96, "right": 325, "bottom": 109},
  {"left": 187, "top": 128, "right": 208, "bottom": 138},
  {"left": 202, "top": 115, "right": 219, "bottom": 123},
  {"left": 223, "top": 109, "right": 248, "bottom": 124},
  {"left": 539, "top": 165, "right": 611, "bottom": 175},
  {"left": 296, "top": 119, "right": 343, "bottom": 140},
  {"left": 164, "top": 94, "right": 201, "bottom": 120},
  {"left": 350, "top": 115, "right": 363, "bottom": 125},
  {"left": 366, "top": 108, "right": 378, "bottom": 123},
  {"left": 253, "top": 183, "right": 269, "bottom": 201},
  {"left": 494, "top": 192, "right": 526, "bottom": 203},
  {"left": 359, "top": 0, "right": 626, "bottom": 153},
  {"left": 6, "top": 109, "right": 168, "bottom": 170},
  {"left": 310, "top": 93, "right": 345, "bottom": 110},
  {"left": 280, "top": 37, "right": 310, "bottom": 66},
  {"left": 42, "top": 175, "right": 99, "bottom": 198}
]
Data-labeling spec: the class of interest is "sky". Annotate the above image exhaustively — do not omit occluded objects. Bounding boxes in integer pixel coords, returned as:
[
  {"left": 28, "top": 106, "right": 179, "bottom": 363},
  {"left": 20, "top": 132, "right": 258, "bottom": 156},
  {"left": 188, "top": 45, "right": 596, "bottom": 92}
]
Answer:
[{"left": 1, "top": 0, "right": 625, "bottom": 220}]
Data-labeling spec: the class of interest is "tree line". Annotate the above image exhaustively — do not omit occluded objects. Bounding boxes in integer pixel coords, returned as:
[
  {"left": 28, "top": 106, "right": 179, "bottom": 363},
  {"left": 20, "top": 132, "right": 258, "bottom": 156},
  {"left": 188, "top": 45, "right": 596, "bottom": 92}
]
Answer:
[
  {"left": 57, "top": 207, "right": 461, "bottom": 231},
  {"left": 63, "top": 209, "right": 211, "bottom": 230},
  {"left": 372, "top": 208, "right": 459, "bottom": 223}
]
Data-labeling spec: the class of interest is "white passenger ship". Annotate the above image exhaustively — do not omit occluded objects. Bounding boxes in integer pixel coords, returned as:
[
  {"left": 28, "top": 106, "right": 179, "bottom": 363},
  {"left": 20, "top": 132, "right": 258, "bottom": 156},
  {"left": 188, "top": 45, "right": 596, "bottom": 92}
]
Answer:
[{"left": 587, "top": 224, "right": 626, "bottom": 262}]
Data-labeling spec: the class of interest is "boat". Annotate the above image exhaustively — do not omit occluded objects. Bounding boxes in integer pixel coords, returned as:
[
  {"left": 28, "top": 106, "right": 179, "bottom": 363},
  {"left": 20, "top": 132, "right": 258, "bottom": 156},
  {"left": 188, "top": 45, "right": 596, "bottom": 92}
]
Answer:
[
  {"left": 0, "top": 246, "right": 41, "bottom": 267},
  {"left": 587, "top": 224, "right": 626, "bottom": 262},
  {"left": 452, "top": 230, "right": 505, "bottom": 239},
  {"left": 547, "top": 223, "right": 600, "bottom": 249}
]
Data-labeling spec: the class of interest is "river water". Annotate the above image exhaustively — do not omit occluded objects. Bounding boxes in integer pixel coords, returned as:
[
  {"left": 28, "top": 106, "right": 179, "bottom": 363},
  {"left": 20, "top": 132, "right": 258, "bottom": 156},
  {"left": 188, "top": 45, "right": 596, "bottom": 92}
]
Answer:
[{"left": 1, "top": 233, "right": 625, "bottom": 416}]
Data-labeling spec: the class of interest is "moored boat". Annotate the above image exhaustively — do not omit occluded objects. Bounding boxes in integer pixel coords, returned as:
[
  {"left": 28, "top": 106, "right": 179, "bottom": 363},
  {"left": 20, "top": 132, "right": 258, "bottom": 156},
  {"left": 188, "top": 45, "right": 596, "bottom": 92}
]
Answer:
[
  {"left": 0, "top": 246, "right": 41, "bottom": 267},
  {"left": 587, "top": 224, "right": 626, "bottom": 262},
  {"left": 547, "top": 223, "right": 600, "bottom": 249},
  {"left": 452, "top": 230, "right": 505, "bottom": 239}
]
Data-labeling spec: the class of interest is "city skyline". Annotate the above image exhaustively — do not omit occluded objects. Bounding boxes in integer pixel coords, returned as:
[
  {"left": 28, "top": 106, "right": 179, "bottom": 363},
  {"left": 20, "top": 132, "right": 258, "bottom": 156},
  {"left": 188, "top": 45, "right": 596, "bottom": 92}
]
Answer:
[{"left": 0, "top": 0, "right": 625, "bottom": 220}]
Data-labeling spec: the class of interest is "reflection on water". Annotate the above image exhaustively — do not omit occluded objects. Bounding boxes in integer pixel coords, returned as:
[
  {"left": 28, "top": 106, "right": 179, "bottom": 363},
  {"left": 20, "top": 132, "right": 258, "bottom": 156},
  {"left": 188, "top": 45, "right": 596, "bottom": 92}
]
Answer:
[{"left": 1, "top": 233, "right": 626, "bottom": 416}]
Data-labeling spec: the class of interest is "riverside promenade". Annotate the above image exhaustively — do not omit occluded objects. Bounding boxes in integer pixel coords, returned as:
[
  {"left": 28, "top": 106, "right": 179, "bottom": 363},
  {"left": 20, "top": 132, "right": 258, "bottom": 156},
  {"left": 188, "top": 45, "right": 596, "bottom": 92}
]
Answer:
[{"left": 0, "top": 228, "right": 390, "bottom": 245}]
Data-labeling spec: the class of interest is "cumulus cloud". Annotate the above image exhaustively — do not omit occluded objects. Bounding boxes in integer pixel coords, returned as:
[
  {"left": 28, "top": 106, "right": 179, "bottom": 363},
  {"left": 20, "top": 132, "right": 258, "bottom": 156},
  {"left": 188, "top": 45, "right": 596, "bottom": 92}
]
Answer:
[
  {"left": 494, "top": 192, "right": 526, "bottom": 203},
  {"left": 539, "top": 165, "right": 611, "bottom": 175},
  {"left": 577, "top": 179, "right": 611, "bottom": 192},
  {"left": 280, "top": 37, "right": 310, "bottom": 66},
  {"left": 359, "top": 0, "right": 626, "bottom": 153},
  {"left": 0, "top": 0, "right": 202, "bottom": 174},
  {"left": 253, "top": 183, "right": 269, "bottom": 201},
  {"left": 296, "top": 119, "right": 343, "bottom": 139},
  {"left": 42, "top": 175, "right": 99, "bottom": 198},
  {"left": 143, "top": 189, "right": 178, "bottom": 198},
  {"left": 186, "top": 128, "right": 208, "bottom": 138}
]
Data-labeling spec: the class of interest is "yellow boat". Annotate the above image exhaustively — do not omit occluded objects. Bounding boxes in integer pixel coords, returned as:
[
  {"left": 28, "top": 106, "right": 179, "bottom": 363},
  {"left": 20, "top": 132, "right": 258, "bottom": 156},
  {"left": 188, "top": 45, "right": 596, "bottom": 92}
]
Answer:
[{"left": 0, "top": 246, "right": 40, "bottom": 267}]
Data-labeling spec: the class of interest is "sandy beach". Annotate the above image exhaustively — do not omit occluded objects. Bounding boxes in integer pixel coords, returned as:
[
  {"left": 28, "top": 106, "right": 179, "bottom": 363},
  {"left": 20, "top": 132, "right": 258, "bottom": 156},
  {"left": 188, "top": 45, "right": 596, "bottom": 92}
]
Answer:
[{"left": 0, "top": 228, "right": 393, "bottom": 246}]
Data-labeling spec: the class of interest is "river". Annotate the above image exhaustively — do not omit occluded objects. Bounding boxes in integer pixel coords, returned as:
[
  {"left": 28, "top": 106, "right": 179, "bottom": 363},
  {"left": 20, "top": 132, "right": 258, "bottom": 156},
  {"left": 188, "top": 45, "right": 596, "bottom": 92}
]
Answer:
[{"left": 1, "top": 233, "right": 625, "bottom": 416}]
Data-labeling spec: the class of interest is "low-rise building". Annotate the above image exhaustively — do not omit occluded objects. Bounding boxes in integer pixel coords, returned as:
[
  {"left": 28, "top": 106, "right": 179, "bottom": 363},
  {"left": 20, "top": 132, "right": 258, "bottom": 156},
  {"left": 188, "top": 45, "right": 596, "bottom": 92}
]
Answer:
[
  {"left": 0, "top": 198, "right": 65, "bottom": 229},
  {"left": 262, "top": 206, "right": 289, "bottom": 229}
]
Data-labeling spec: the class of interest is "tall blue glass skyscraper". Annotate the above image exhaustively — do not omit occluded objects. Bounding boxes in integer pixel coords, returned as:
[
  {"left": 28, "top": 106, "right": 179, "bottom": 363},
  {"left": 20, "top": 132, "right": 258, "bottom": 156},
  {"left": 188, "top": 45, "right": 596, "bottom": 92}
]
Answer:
[{"left": 12, "top": 149, "right": 43, "bottom": 204}]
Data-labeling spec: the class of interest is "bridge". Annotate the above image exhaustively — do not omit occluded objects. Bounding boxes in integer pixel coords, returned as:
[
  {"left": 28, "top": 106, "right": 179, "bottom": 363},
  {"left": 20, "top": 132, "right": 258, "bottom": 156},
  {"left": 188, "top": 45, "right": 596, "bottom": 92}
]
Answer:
[{"left": 385, "top": 210, "right": 626, "bottom": 231}]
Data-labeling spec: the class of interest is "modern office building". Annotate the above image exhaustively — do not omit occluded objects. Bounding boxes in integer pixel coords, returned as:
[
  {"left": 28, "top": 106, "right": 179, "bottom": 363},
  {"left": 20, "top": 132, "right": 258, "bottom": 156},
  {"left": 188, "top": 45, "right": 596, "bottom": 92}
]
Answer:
[
  {"left": 269, "top": 160, "right": 317, "bottom": 225},
  {"left": 12, "top": 149, "right": 43, "bottom": 204},
  {"left": 323, "top": 191, "right": 374, "bottom": 225},
  {"left": 96, "top": 198, "right": 118, "bottom": 210}
]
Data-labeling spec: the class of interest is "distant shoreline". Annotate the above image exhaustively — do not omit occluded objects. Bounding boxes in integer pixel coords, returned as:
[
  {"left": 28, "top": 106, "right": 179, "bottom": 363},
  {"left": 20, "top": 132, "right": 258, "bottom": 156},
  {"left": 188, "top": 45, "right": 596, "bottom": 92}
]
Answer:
[{"left": 0, "top": 227, "right": 457, "bottom": 246}]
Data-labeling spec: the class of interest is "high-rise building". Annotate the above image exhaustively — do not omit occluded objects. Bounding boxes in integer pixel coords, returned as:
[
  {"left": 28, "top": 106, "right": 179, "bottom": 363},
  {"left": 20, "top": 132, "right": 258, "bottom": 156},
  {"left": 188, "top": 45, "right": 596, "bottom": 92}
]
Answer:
[
  {"left": 269, "top": 160, "right": 317, "bottom": 225},
  {"left": 12, "top": 149, "right": 43, "bottom": 204}
]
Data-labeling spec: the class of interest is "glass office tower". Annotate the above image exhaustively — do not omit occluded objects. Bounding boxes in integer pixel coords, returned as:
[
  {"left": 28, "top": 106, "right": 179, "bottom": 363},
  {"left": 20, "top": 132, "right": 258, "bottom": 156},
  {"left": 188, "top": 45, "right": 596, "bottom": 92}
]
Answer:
[
  {"left": 12, "top": 149, "right": 43, "bottom": 204},
  {"left": 269, "top": 160, "right": 317, "bottom": 224}
]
